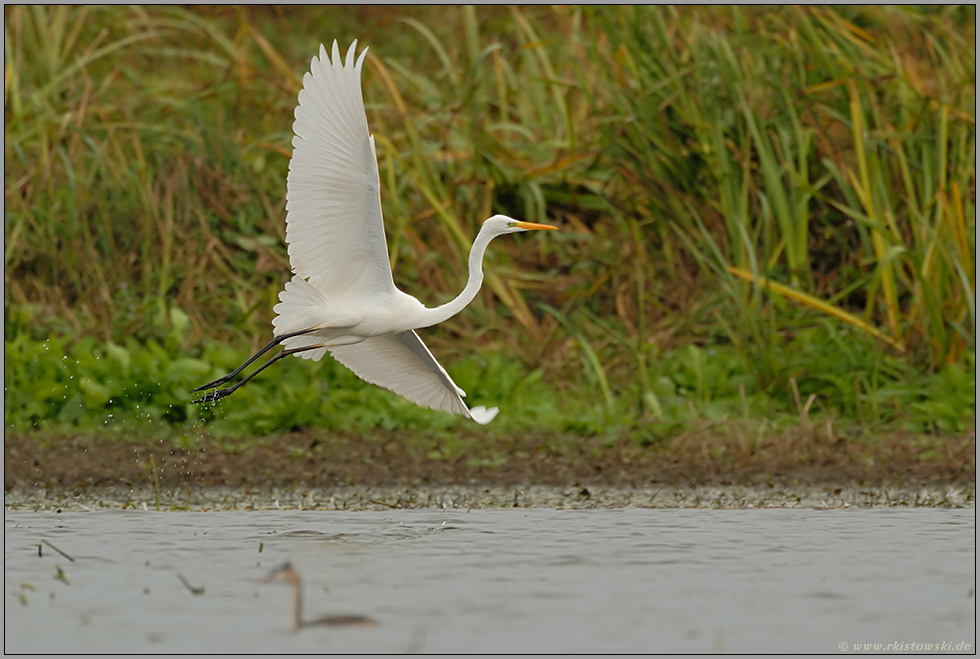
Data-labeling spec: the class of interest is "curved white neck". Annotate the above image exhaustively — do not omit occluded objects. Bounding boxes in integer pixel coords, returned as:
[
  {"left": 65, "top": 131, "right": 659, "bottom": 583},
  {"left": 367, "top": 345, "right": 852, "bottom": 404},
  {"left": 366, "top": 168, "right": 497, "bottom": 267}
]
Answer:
[{"left": 419, "top": 226, "right": 496, "bottom": 327}]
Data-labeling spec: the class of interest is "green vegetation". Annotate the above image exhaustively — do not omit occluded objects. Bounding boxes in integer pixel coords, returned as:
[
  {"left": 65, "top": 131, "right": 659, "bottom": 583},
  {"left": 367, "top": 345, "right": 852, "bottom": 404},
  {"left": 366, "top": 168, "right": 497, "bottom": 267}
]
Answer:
[{"left": 4, "top": 6, "right": 975, "bottom": 445}]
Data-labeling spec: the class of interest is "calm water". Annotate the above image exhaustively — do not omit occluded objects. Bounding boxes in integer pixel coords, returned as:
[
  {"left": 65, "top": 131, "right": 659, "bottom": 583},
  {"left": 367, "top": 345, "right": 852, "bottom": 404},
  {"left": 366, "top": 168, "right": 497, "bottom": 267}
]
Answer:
[{"left": 4, "top": 508, "right": 976, "bottom": 653}]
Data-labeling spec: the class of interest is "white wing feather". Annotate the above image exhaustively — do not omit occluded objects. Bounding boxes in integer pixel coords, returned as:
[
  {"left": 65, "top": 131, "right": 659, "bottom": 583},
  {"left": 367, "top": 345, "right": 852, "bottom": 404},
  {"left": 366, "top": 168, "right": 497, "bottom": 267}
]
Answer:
[
  {"left": 286, "top": 40, "right": 395, "bottom": 298},
  {"left": 329, "top": 332, "right": 499, "bottom": 425}
]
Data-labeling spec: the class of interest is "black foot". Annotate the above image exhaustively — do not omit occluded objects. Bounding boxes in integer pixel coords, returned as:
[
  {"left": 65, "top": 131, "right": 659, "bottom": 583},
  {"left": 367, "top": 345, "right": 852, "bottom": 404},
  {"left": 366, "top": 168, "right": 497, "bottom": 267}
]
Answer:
[{"left": 191, "top": 387, "right": 236, "bottom": 404}]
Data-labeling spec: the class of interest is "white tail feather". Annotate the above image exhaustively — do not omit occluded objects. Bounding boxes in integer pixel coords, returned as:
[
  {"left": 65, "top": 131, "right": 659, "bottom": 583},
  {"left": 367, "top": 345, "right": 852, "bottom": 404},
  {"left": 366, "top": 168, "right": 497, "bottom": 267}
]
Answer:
[{"left": 272, "top": 276, "right": 329, "bottom": 360}]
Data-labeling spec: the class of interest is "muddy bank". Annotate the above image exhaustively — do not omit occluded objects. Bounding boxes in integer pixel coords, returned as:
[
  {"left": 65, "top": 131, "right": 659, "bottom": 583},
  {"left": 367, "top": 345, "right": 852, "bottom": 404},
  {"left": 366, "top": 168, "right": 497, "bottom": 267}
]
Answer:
[{"left": 5, "top": 427, "right": 974, "bottom": 494}]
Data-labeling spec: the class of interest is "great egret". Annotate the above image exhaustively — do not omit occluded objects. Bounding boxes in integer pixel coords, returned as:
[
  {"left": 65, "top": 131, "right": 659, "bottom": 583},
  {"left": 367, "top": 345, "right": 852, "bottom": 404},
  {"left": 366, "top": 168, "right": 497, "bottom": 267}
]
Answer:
[
  {"left": 261, "top": 562, "right": 376, "bottom": 630},
  {"left": 192, "top": 40, "right": 556, "bottom": 423}
]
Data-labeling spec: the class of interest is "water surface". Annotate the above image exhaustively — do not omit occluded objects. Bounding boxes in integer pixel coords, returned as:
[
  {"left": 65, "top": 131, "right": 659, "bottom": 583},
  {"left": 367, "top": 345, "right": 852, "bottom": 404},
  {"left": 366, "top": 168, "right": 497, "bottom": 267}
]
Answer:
[{"left": 5, "top": 509, "right": 975, "bottom": 653}]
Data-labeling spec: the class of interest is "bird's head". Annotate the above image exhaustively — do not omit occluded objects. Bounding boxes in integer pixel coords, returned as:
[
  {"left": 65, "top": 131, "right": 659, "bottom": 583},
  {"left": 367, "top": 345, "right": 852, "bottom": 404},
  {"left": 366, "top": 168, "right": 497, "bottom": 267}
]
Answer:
[
  {"left": 261, "top": 561, "right": 301, "bottom": 586},
  {"left": 482, "top": 214, "right": 558, "bottom": 237}
]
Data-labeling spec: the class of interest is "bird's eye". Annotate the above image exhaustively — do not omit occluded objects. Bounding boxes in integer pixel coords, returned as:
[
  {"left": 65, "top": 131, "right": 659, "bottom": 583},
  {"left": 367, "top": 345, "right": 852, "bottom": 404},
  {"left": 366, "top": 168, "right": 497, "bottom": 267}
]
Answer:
[{"left": 507, "top": 221, "right": 516, "bottom": 227}]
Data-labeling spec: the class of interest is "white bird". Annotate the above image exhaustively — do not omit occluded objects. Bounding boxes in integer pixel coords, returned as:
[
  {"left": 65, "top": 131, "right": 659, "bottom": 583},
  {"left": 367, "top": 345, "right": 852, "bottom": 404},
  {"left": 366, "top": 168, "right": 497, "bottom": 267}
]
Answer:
[{"left": 193, "top": 40, "right": 556, "bottom": 424}]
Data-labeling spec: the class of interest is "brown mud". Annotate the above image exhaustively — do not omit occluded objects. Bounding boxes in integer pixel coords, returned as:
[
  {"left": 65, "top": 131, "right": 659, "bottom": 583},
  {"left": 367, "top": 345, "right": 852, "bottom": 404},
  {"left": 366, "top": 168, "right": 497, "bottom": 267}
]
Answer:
[{"left": 5, "top": 426, "right": 974, "bottom": 492}]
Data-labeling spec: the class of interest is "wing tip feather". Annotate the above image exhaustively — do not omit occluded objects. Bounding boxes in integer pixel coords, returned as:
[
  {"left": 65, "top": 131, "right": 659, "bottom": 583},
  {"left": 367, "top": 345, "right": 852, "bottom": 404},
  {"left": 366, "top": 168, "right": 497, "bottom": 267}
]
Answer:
[
  {"left": 467, "top": 406, "right": 499, "bottom": 425},
  {"left": 317, "top": 39, "right": 364, "bottom": 71}
]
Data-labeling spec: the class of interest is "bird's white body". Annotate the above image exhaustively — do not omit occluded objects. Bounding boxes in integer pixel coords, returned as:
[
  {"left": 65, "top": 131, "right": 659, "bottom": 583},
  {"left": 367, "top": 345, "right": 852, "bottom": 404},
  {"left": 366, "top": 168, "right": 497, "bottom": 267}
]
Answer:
[
  {"left": 273, "top": 276, "right": 426, "bottom": 340},
  {"left": 218, "top": 40, "right": 556, "bottom": 425}
]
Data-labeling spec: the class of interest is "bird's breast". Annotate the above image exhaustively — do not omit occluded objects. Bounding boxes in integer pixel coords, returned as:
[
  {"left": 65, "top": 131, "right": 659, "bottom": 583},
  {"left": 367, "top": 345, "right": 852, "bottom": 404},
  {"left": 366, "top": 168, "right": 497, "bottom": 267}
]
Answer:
[{"left": 338, "top": 291, "right": 427, "bottom": 336}]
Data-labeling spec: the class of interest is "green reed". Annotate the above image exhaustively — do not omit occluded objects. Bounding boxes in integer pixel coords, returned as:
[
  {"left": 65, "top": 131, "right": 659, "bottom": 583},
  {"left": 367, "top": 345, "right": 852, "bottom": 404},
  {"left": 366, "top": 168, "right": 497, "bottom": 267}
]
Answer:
[{"left": 4, "top": 6, "right": 974, "bottom": 437}]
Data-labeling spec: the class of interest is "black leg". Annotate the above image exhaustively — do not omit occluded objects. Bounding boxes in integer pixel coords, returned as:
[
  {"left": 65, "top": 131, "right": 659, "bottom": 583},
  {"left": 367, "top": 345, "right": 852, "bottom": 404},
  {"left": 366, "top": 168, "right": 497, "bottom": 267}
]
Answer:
[
  {"left": 193, "top": 326, "right": 323, "bottom": 393},
  {"left": 191, "top": 343, "right": 328, "bottom": 404}
]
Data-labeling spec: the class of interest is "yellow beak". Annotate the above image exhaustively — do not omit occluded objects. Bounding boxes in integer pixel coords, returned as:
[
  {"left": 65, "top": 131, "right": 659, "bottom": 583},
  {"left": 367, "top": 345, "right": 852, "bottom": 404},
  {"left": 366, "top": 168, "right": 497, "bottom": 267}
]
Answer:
[{"left": 515, "top": 221, "right": 558, "bottom": 231}]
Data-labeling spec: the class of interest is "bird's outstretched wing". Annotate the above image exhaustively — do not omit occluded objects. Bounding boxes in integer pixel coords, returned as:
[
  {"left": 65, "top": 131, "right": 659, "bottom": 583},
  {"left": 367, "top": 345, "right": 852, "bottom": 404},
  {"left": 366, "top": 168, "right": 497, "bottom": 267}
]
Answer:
[
  {"left": 328, "top": 331, "right": 499, "bottom": 425},
  {"left": 286, "top": 40, "right": 395, "bottom": 298}
]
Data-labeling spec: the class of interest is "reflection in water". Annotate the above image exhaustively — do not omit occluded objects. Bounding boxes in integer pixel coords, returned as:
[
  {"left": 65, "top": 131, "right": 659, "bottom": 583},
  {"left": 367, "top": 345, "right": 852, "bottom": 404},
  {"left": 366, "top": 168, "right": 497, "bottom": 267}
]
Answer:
[{"left": 261, "top": 561, "right": 376, "bottom": 631}]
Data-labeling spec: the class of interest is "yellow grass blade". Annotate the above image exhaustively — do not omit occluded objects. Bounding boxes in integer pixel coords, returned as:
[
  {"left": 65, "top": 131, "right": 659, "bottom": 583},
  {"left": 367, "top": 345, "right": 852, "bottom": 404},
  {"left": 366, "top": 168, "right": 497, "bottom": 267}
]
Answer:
[
  {"left": 847, "top": 81, "right": 901, "bottom": 338},
  {"left": 248, "top": 26, "right": 301, "bottom": 94},
  {"left": 727, "top": 266, "right": 905, "bottom": 351}
]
